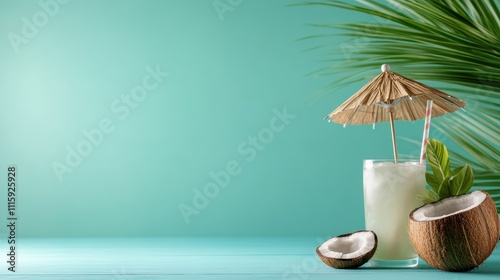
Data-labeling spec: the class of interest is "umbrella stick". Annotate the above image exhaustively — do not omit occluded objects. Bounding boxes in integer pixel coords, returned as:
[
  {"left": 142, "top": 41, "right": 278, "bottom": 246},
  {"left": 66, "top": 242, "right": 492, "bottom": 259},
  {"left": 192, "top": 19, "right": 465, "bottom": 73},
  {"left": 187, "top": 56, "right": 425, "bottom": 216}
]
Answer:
[{"left": 389, "top": 111, "right": 398, "bottom": 163}]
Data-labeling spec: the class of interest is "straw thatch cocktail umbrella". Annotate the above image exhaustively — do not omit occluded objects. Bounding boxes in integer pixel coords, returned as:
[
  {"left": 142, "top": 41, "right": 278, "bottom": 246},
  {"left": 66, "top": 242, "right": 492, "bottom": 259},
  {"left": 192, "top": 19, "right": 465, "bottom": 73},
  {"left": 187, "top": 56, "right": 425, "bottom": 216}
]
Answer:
[{"left": 325, "top": 64, "right": 466, "bottom": 163}]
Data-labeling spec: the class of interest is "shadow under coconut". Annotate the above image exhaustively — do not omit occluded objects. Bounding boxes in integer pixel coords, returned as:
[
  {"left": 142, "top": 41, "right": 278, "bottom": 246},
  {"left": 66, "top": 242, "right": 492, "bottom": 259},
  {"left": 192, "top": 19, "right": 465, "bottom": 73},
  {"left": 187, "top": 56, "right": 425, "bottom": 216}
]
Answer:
[
  {"left": 356, "top": 257, "right": 500, "bottom": 273},
  {"left": 359, "top": 247, "right": 500, "bottom": 275},
  {"left": 414, "top": 248, "right": 500, "bottom": 274},
  {"left": 471, "top": 259, "right": 500, "bottom": 275}
]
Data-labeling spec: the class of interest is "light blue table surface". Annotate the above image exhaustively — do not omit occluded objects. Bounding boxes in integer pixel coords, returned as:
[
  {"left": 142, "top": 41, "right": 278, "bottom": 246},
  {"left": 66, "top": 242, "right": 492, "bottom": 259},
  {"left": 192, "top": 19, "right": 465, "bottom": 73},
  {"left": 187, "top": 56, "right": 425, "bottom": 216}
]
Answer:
[{"left": 0, "top": 237, "right": 498, "bottom": 279}]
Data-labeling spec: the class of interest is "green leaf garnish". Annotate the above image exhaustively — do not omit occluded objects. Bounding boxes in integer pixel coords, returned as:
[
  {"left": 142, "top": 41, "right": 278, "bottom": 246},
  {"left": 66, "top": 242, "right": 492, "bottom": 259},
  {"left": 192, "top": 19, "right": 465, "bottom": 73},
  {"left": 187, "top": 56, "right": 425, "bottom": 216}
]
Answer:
[
  {"left": 426, "top": 139, "right": 450, "bottom": 182},
  {"left": 437, "top": 179, "right": 452, "bottom": 199},
  {"left": 417, "top": 189, "right": 439, "bottom": 204},
  {"left": 449, "top": 164, "right": 474, "bottom": 196},
  {"left": 425, "top": 172, "right": 441, "bottom": 194},
  {"left": 420, "top": 139, "right": 475, "bottom": 203}
]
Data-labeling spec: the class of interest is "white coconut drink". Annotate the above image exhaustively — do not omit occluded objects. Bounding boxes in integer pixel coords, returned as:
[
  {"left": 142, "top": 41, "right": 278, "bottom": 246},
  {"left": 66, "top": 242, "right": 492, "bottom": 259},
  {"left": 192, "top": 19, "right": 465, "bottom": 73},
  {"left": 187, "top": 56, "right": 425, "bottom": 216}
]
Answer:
[
  {"left": 316, "top": 230, "right": 377, "bottom": 269},
  {"left": 408, "top": 190, "right": 499, "bottom": 271}
]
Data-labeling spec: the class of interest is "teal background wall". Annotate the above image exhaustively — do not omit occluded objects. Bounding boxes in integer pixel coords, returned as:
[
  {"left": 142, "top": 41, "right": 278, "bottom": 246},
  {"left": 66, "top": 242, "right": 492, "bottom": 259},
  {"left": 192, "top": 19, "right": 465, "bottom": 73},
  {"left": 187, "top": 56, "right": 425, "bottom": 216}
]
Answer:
[{"left": 0, "top": 0, "right": 432, "bottom": 237}]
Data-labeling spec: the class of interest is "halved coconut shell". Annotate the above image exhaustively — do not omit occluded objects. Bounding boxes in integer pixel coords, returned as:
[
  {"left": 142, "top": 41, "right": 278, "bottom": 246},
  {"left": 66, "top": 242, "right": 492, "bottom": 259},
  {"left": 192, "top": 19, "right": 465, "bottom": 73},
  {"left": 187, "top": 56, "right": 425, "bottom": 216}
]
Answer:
[
  {"left": 408, "top": 190, "right": 499, "bottom": 272},
  {"left": 316, "top": 230, "right": 377, "bottom": 269}
]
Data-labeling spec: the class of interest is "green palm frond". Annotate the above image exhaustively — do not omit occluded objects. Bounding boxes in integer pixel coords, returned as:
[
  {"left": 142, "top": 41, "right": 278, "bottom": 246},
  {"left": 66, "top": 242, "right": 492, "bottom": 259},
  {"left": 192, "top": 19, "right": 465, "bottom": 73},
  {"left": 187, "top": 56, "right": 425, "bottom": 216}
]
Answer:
[
  {"left": 435, "top": 112, "right": 500, "bottom": 209},
  {"left": 302, "top": 0, "right": 500, "bottom": 211}
]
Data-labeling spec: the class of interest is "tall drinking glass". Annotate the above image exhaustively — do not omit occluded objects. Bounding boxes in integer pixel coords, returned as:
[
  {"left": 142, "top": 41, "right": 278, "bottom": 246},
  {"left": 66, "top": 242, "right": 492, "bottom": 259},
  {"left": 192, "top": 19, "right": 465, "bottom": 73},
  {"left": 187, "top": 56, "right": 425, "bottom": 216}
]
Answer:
[{"left": 363, "top": 159, "right": 425, "bottom": 267}]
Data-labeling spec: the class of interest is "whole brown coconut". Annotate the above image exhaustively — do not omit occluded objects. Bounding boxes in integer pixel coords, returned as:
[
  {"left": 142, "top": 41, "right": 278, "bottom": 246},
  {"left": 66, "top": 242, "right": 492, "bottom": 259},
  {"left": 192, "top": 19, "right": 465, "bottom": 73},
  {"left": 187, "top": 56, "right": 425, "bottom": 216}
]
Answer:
[
  {"left": 408, "top": 190, "right": 499, "bottom": 272},
  {"left": 316, "top": 230, "right": 377, "bottom": 269}
]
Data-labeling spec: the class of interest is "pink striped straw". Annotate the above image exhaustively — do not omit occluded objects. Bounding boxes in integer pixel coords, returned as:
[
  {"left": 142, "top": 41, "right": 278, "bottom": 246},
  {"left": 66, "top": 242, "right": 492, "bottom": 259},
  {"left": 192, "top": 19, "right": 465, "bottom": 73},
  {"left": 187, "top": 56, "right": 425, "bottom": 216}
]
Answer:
[{"left": 420, "top": 100, "right": 434, "bottom": 164}]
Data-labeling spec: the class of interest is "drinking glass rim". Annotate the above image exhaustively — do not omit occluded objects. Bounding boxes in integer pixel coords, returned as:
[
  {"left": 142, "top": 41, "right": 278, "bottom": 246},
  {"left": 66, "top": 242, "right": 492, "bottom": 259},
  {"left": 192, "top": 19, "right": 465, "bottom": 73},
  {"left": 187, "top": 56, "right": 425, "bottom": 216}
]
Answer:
[
  {"left": 363, "top": 159, "right": 425, "bottom": 166},
  {"left": 364, "top": 159, "right": 420, "bottom": 162}
]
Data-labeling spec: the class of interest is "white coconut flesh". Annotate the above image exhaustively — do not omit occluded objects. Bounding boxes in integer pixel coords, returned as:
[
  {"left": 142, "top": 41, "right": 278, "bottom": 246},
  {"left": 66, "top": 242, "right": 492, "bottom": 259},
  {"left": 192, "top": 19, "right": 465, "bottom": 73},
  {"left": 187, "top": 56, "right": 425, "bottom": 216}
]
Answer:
[
  {"left": 318, "top": 231, "right": 376, "bottom": 259},
  {"left": 412, "top": 190, "right": 486, "bottom": 221}
]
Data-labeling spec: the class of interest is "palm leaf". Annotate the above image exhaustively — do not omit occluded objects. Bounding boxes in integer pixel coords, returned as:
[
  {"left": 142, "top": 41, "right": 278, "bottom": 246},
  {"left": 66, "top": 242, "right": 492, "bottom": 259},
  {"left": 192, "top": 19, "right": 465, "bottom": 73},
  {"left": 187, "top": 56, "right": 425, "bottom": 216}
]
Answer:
[{"left": 301, "top": 0, "right": 500, "bottom": 211}]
